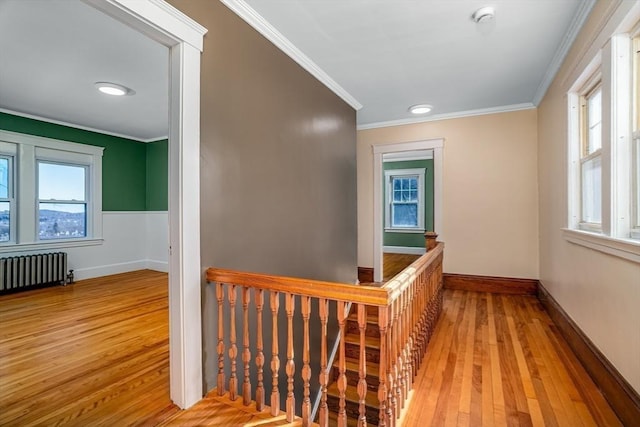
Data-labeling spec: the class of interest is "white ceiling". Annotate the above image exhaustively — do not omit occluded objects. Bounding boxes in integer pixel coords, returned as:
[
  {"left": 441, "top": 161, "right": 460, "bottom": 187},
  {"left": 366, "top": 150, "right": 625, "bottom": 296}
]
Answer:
[
  {"left": 0, "top": 0, "right": 593, "bottom": 140},
  {"left": 0, "top": 0, "right": 168, "bottom": 141}
]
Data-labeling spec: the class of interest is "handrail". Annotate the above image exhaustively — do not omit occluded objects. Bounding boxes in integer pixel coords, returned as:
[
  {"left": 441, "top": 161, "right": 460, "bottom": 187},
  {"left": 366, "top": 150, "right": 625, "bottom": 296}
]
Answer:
[
  {"left": 206, "top": 242, "right": 444, "bottom": 307},
  {"left": 382, "top": 242, "right": 443, "bottom": 299},
  {"left": 206, "top": 241, "right": 444, "bottom": 427},
  {"left": 207, "top": 268, "right": 389, "bottom": 306}
]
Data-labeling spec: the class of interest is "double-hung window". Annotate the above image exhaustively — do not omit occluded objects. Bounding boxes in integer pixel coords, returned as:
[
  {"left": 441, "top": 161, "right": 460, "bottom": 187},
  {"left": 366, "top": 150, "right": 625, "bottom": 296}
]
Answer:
[
  {"left": 580, "top": 81, "right": 603, "bottom": 230},
  {"left": 0, "top": 154, "right": 14, "bottom": 243},
  {"left": 385, "top": 168, "right": 425, "bottom": 231},
  {"left": 0, "top": 130, "right": 103, "bottom": 251},
  {"left": 565, "top": 12, "right": 640, "bottom": 263},
  {"left": 633, "top": 33, "right": 640, "bottom": 238},
  {"left": 38, "top": 162, "right": 88, "bottom": 240}
]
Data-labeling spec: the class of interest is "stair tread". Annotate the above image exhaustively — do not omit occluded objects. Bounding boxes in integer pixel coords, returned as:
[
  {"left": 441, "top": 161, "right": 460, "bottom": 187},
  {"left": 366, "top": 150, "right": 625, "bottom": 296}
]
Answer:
[
  {"left": 347, "top": 311, "right": 379, "bottom": 324},
  {"left": 326, "top": 381, "right": 380, "bottom": 407},
  {"left": 327, "top": 411, "right": 360, "bottom": 427},
  {"left": 331, "top": 356, "right": 380, "bottom": 378},
  {"left": 343, "top": 332, "right": 380, "bottom": 349}
]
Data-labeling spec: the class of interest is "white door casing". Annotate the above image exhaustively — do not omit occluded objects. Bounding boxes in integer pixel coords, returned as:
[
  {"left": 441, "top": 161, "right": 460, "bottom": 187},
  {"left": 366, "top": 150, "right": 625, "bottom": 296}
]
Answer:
[
  {"left": 373, "top": 139, "right": 444, "bottom": 282},
  {"left": 83, "top": 0, "right": 207, "bottom": 409}
]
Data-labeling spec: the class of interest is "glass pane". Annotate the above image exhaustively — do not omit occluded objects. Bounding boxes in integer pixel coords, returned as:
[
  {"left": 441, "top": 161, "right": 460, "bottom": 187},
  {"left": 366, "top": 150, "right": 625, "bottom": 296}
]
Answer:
[
  {"left": 38, "top": 163, "right": 86, "bottom": 201},
  {"left": 393, "top": 178, "right": 401, "bottom": 191},
  {"left": 409, "top": 178, "right": 417, "bottom": 190},
  {"left": 581, "top": 156, "right": 601, "bottom": 224},
  {"left": 587, "top": 88, "right": 602, "bottom": 154},
  {"left": 0, "top": 201, "right": 9, "bottom": 242},
  {"left": 636, "top": 140, "right": 640, "bottom": 226},
  {"left": 393, "top": 189, "right": 402, "bottom": 202},
  {"left": 392, "top": 203, "right": 418, "bottom": 227},
  {"left": 0, "top": 158, "right": 9, "bottom": 199},
  {"left": 409, "top": 190, "right": 418, "bottom": 201},
  {"left": 39, "top": 203, "right": 86, "bottom": 240}
]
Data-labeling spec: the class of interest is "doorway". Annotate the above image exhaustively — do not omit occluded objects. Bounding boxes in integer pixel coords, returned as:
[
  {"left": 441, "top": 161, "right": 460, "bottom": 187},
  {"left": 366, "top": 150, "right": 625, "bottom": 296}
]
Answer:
[
  {"left": 373, "top": 138, "right": 444, "bottom": 282},
  {"left": 85, "top": 0, "right": 207, "bottom": 409}
]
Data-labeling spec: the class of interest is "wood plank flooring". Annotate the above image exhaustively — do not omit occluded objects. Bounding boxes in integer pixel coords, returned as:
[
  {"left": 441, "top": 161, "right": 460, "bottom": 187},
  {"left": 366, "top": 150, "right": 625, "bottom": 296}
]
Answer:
[
  {"left": 383, "top": 253, "right": 421, "bottom": 282},
  {"left": 0, "top": 271, "right": 622, "bottom": 426},
  {"left": 0, "top": 270, "right": 177, "bottom": 426},
  {"left": 400, "top": 289, "right": 621, "bottom": 427}
]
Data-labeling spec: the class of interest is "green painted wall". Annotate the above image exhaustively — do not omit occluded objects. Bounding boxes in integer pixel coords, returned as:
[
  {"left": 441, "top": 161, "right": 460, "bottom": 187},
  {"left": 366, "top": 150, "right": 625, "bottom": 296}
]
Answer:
[
  {"left": 0, "top": 112, "right": 167, "bottom": 211},
  {"left": 145, "top": 139, "right": 168, "bottom": 211},
  {"left": 383, "top": 159, "right": 434, "bottom": 248}
]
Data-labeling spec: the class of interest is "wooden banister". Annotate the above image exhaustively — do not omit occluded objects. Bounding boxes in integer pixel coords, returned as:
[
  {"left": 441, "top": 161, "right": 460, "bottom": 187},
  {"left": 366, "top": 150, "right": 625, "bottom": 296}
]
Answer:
[{"left": 207, "top": 242, "right": 444, "bottom": 426}]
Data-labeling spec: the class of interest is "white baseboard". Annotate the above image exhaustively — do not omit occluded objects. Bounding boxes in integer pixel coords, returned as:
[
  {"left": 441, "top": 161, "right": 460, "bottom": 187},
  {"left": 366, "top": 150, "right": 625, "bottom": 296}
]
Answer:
[
  {"left": 146, "top": 259, "right": 169, "bottom": 272},
  {"left": 73, "top": 260, "right": 148, "bottom": 281},
  {"left": 383, "top": 245, "right": 426, "bottom": 255}
]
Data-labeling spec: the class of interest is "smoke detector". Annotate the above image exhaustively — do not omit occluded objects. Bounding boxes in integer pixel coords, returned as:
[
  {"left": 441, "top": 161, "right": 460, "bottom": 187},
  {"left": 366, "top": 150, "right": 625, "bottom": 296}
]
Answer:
[{"left": 472, "top": 6, "right": 495, "bottom": 24}]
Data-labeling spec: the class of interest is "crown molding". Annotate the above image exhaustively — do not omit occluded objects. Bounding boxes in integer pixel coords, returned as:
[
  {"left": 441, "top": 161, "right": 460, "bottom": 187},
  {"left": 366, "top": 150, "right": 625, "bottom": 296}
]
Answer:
[
  {"left": 219, "top": 0, "right": 362, "bottom": 111},
  {"left": 532, "top": 0, "right": 597, "bottom": 106},
  {"left": 0, "top": 108, "right": 166, "bottom": 143},
  {"left": 357, "top": 103, "right": 536, "bottom": 131}
]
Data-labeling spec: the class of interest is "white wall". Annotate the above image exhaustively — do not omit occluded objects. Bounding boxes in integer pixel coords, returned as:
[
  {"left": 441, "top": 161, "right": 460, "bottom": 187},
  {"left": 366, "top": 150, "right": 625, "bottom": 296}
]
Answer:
[
  {"left": 537, "top": 0, "right": 640, "bottom": 394},
  {"left": 50, "top": 211, "right": 167, "bottom": 280},
  {"left": 358, "top": 109, "right": 539, "bottom": 279}
]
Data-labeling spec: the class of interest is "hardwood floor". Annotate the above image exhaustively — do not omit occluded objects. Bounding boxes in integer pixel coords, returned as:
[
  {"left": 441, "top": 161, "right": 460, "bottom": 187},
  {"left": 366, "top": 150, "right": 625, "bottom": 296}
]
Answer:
[
  {"left": 383, "top": 253, "right": 421, "bottom": 282},
  {"left": 400, "top": 289, "right": 621, "bottom": 427},
  {"left": 0, "top": 270, "right": 177, "bottom": 426},
  {"left": 0, "top": 271, "right": 622, "bottom": 426}
]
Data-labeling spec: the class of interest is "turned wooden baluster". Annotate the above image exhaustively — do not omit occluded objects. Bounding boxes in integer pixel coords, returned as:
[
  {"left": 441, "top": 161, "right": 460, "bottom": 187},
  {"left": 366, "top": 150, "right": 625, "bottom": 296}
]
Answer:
[
  {"left": 285, "top": 293, "right": 296, "bottom": 423},
  {"left": 399, "top": 292, "right": 407, "bottom": 407},
  {"left": 318, "top": 298, "right": 329, "bottom": 427},
  {"left": 270, "top": 291, "right": 280, "bottom": 416},
  {"left": 216, "top": 283, "right": 226, "bottom": 395},
  {"left": 255, "top": 289, "right": 265, "bottom": 411},
  {"left": 378, "top": 305, "right": 389, "bottom": 427},
  {"left": 336, "top": 301, "right": 348, "bottom": 427},
  {"left": 402, "top": 288, "right": 411, "bottom": 401},
  {"left": 387, "top": 303, "right": 396, "bottom": 427},
  {"left": 301, "top": 296, "right": 312, "bottom": 426},
  {"left": 242, "top": 287, "right": 252, "bottom": 406},
  {"left": 228, "top": 284, "right": 238, "bottom": 401},
  {"left": 357, "top": 304, "right": 368, "bottom": 427}
]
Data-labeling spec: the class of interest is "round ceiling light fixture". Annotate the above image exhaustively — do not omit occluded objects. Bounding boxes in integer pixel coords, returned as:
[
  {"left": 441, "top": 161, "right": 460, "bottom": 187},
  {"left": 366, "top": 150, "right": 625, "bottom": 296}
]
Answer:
[
  {"left": 408, "top": 104, "right": 433, "bottom": 115},
  {"left": 472, "top": 6, "right": 495, "bottom": 24},
  {"left": 95, "top": 82, "right": 135, "bottom": 96}
]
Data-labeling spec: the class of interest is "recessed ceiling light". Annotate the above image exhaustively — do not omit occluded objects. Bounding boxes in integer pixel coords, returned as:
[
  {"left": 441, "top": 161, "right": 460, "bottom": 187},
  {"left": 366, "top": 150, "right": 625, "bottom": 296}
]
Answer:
[
  {"left": 408, "top": 104, "right": 433, "bottom": 115},
  {"left": 95, "top": 82, "right": 135, "bottom": 96},
  {"left": 472, "top": 6, "right": 495, "bottom": 24}
]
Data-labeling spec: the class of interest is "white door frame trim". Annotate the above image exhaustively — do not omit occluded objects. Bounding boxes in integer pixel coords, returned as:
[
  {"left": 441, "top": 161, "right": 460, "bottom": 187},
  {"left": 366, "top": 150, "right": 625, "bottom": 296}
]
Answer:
[
  {"left": 83, "top": 0, "right": 207, "bottom": 409},
  {"left": 372, "top": 139, "right": 444, "bottom": 283}
]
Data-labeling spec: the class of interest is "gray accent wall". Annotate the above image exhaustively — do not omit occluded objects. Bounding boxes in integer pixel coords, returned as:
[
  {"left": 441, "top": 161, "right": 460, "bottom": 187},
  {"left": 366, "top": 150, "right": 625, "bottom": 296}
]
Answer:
[{"left": 167, "top": 0, "right": 358, "bottom": 395}]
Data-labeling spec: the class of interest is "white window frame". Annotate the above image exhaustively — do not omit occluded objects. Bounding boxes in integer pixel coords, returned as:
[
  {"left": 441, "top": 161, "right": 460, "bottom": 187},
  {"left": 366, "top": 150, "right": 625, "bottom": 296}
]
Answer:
[
  {"left": 36, "top": 160, "right": 90, "bottom": 241},
  {"left": 0, "top": 130, "right": 103, "bottom": 253},
  {"left": 384, "top": 168, "right": 425, "bottom": 232},
  {"left": 631, "top": 30, "right": 640, "bottom": 238},
  {"left": 565, "top": 13, "right": 640, "bottom": 264},
  {"left": 579, "top": 79, "right": 603, "bottom": 231},
  {"left": 0, "top": 153, "right": 15, "bottom": 243}
]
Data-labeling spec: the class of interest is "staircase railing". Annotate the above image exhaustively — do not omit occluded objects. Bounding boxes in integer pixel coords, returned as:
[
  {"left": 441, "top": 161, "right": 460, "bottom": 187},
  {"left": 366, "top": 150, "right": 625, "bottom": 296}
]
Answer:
[{"left": 206, "top": 242, "right": 444, "bottom": 427}]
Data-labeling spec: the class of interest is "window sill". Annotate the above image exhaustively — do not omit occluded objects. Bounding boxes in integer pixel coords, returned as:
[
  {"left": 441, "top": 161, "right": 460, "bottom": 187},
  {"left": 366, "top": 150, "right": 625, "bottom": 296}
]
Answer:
[
  {"left": 562, "top": 228, "right": 640, "bottom": 264},
  {"left": 384, "top": 228, "right": 425, "bottom": 234},
  {"left": 0, "top": 238, "right": 104, "bottom": 254}
]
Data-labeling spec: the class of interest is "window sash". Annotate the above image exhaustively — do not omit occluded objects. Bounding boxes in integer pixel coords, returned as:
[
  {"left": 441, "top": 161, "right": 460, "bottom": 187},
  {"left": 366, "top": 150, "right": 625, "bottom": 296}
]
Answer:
[
  {"left": 385, "top": 168, "right": 425, "bottom": 231},
  {"left": 0, "top": 155, "right": 14, "bottom": 243}
]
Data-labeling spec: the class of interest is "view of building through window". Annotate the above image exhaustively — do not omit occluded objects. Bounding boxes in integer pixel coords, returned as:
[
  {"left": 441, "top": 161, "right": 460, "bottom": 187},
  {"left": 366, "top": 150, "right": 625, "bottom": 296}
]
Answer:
[
  {"left": 38, "top": 162, "right": 87, "bottom": 240},
  {"left": 0, "top": 158, "right": 10, "bottom": 242}
]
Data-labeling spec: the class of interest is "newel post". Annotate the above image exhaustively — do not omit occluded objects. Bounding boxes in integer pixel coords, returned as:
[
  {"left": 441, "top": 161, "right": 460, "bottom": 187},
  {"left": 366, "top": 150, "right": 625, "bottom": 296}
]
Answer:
[{"left": 424, "top": 231, "right": 438, "bottom": 251}]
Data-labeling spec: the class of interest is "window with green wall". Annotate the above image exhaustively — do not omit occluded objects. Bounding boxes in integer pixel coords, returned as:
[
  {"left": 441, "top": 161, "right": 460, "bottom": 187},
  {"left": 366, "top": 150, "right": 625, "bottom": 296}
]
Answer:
[
  {"left": 383, "top": 159, "right": 434, "bottom": 248},
  {"left": 0, "top": 112, "right": 167, "bottom": 211}
]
